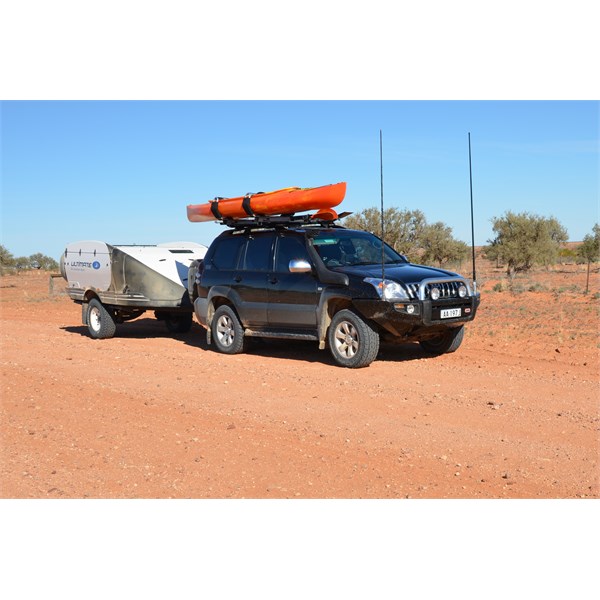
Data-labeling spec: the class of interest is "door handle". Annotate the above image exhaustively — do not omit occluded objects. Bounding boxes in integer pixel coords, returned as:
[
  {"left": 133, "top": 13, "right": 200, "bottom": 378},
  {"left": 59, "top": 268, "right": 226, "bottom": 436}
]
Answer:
[
  {"left": 268, "top": 276, "right": 278, "bottom": 284},
  {"left": 234, "top": 275, "right": 242, "bottom": 283}
]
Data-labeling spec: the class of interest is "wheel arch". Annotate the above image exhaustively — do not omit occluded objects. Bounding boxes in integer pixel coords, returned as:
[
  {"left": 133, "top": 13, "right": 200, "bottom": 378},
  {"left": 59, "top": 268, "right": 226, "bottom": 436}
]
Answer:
[
  {"left": 205, "top": 286, "right": 244, "bottom": 328},
  {"left": 205, "top": 286, "right": 244, "bottom": 345},
  {"left": 316, "top": 291, "right": 354, "bottom": 349}
]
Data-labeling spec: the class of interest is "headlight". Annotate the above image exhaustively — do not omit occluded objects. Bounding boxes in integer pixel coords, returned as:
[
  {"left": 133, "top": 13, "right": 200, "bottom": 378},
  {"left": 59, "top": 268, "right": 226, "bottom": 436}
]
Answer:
[
  {"left": 364, "top": 278, "right": 410, "bottom": 301},
  {"left": 430, "top": 287, "right": 440, "bottom": 300},
  {"left": 458, "top": 284, "right": 468, "bottom": 298}
]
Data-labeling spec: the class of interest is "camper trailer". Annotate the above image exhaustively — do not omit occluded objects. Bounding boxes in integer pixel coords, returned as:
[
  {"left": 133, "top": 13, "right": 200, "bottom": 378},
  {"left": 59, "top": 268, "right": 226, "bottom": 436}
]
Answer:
[{"left": 61, "top": 241, "right": 207, "bottom": 339}]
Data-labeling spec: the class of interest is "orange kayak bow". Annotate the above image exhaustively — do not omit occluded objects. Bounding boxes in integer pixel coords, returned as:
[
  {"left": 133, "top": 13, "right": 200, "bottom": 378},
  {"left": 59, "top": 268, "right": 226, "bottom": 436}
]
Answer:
[{"left": 187, "top": 182, "right": 347, "bottom": 223}]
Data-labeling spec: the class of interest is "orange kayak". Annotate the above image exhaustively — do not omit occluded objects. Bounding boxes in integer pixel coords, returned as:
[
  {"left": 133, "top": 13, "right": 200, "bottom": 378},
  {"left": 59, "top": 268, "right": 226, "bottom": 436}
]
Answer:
[{"left": 187, "top": 182, "right": 346, "bottom": 222}]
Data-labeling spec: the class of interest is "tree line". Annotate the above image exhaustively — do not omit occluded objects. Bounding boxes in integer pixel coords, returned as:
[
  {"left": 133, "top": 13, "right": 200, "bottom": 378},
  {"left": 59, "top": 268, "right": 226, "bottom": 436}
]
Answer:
[
  {"left": 343, "top": 208, "right": 600, "bottom": 291},
  {"left": 0, "top": 245, "right": 59, "bottom": 274},
  {"left": 343, "top": 207, "right": 470, "bottom": 268},
  {"left": 1, "top": 211, "right": 598, "bottom": 288}
]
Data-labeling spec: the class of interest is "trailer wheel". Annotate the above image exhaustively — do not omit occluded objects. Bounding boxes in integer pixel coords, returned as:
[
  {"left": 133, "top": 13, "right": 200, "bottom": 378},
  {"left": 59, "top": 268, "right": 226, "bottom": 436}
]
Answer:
[
  {"left": 165, "top": 313, "right": 193, "bottom": 333},
  {"left": 87, "top": 298, "right": 116, "bottom": 339},
  {"left": 212, "top": 305, "right": 247, "bottom": 355}
]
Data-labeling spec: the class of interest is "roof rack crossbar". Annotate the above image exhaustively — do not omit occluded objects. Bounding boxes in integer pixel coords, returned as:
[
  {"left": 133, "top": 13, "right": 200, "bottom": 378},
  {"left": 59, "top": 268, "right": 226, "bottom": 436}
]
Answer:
[{"left": 220, "top": 213, "right": 342, "bottom": 230}]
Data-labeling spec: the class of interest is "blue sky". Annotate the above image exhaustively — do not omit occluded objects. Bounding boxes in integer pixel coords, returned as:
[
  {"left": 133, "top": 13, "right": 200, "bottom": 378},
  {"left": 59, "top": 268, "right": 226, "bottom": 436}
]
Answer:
[{"left": 1, "top": 100, "right": 598, "bottom": 260}]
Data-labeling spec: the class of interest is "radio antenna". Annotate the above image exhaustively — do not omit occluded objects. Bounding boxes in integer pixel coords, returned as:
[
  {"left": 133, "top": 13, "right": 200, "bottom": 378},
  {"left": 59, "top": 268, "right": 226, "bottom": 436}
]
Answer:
[
  {"left": 380, "top": 129, "right": 385, "bottom": 281},
  {"left": 468, "top": 132, "right": 477, "bottom": 293}
]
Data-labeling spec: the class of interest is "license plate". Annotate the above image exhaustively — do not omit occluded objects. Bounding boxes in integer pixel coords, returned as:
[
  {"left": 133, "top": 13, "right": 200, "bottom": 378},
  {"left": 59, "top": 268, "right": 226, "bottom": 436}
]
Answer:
[{"left": 441, "top": 308, "right": 461, "bottom": 319}]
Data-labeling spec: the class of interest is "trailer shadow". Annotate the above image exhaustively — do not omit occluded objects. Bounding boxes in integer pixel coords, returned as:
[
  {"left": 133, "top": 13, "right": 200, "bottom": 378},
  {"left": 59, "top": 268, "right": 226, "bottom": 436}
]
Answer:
[{"left": 60, "top": 318, "right": 210, "bottom": 348}]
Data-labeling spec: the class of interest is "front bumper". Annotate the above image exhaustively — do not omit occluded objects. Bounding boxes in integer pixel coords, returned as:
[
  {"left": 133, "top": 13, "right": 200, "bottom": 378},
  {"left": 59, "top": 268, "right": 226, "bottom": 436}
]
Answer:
[{"left": 353, "top": 295, "right": 480, "bottom": 339}]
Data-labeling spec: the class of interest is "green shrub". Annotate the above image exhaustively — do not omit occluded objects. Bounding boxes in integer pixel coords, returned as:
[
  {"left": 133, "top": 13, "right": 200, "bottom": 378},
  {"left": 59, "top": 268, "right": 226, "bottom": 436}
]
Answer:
[{"left": 528, "top": 282, "right": 548, "bottom": 292}]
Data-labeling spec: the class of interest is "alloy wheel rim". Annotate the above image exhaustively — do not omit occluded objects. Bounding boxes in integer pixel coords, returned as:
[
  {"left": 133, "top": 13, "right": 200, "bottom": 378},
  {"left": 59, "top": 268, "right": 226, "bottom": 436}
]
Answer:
[
  {"left": 216, "top": 315, "right": 234, "bottom": 346},
  {"left": 334, "top": 321, "right": 358, "bottom": 358}
]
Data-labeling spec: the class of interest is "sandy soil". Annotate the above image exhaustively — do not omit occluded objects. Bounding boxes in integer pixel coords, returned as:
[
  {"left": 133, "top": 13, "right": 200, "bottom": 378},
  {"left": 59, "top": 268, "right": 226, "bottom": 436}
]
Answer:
[{"left": 1, "top": 266, "right": 598, "bottom": 499}]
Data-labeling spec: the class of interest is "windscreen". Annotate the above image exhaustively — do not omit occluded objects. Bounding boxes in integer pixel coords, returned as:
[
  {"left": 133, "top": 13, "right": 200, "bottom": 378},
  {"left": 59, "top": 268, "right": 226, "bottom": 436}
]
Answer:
[{"left": 311, "top": 230, "right": 407, "bottom": 267}]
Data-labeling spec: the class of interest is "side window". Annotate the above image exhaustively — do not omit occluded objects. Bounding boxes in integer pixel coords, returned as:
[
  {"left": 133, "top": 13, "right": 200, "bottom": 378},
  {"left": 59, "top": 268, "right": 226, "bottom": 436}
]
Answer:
[
  {"left": 240, "top": 234, "right": 274, "bottom": 272},
  {"left": 275, "top": 236, "right": 311, "bottom": 272},
  {"left": 210, "top": 236, "right": 245, "bottom": 270}
]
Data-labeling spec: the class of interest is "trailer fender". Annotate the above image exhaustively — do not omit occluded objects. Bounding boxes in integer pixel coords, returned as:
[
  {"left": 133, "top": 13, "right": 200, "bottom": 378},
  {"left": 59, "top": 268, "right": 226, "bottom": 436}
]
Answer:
[{"left": 80, "top": 290, "right": 102, "bottom": 325}]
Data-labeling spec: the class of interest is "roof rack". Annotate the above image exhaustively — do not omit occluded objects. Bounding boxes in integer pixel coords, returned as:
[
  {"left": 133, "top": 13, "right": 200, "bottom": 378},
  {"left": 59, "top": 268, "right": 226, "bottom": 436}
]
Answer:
[{"left": 221, "top": 212, "right": 352, "bottom": 230}]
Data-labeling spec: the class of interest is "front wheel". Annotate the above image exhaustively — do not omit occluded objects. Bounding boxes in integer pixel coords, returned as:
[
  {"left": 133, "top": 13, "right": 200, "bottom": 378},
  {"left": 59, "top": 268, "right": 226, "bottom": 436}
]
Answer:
[
  {"left": 87, "top": 298, "right": 116, "bottom": 339},
  {"left": 328, "top": 309, "right": 380, "bottom": 368},
  {"left": 419, "top": 326, "right": 464, "bottom": 355},
  {"left": 211, "top": 305, "right": 247, "bottom": 355}
]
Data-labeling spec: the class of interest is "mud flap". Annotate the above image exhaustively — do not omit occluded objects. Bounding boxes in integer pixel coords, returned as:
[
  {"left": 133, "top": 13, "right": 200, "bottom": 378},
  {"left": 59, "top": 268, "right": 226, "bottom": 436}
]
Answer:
[{"left": 82, "top": 302, "right": 88, "bottom": 325}]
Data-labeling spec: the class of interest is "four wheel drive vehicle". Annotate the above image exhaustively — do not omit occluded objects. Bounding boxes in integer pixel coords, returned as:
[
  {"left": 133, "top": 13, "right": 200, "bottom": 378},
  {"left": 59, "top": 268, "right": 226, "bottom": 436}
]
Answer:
[
  {"left": 189, "top": 216, "right": 480, "bottom": 368},
  {"left": 61, "top": 240, "right": 207, "bottom": 339}
]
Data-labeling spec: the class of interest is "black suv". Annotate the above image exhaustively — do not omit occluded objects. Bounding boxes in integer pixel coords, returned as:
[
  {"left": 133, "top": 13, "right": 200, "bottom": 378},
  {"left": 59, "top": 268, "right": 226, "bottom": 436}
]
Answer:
[{"left": 189, "top": 216, "right": 480, "bottom": 368}]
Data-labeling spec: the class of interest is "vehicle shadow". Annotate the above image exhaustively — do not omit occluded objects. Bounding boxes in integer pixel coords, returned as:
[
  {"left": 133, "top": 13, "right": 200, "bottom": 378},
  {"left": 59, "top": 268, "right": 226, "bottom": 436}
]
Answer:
[
  {"left": 233, "top": 339, "right": 327, "bottom": 365},
  {"left": 377, "top": 342, "right": 431, "bottom": 363},
  {"left": 62, "top": 320, "right": 432, "bottom": 365},
  {"left": 237, "top": 340, "right": 431, "bottom": 365}
]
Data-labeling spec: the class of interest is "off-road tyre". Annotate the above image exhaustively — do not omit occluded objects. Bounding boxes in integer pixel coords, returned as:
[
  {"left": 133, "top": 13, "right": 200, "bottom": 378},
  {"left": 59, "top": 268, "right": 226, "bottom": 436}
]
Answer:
[
  {"left": 328, "top": 309, "right": 380, "bottom": 368},
  {"left": 165, "top": 312, "right": 193, "bottom": 333},
  {"left": 419, "top": 326, "right": 464, "bottom": 355},
  {"left": 212, "top": 305, "right": 247, "bottom": 355},
  {"left": 87, "top": 298, "right": 117, "bottom": 339}
]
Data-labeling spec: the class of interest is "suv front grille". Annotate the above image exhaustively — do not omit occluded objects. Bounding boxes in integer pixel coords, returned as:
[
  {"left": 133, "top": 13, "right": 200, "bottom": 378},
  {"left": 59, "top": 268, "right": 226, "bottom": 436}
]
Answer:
[{"left": 406, "top": 279, "right": 467, "bottom": 300}]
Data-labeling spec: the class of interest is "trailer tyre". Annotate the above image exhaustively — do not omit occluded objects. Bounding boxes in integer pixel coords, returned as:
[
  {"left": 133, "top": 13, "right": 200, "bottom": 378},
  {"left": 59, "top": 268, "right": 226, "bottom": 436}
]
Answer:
[
  {"left": 87, "top": 298, "right": 117, "bottom": 339},
  {"left": 165, "top": 313, "right": 193, "bottom": 333}
]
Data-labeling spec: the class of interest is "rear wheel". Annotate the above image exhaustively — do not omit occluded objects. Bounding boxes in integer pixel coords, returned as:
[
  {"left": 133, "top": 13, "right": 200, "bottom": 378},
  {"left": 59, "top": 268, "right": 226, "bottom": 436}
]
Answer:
[
  {"left": 87, "top": 298, "right": 116, "bottom": 339},
  {"left": 212, "top": 305, "right": 247, "bottom": 354},
  {"left": 328, "top": 309, "right": 379, "bottom": 368},
  {"left": 419, "top": 326, "right": 464, "bottom": 355}
]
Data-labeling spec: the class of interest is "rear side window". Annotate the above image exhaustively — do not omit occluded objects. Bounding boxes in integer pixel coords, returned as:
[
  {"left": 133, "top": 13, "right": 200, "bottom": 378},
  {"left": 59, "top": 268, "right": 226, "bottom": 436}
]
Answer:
[
  {"left": 275, "top": 235, "right": 311, "bottom": 272},
  {"left": 240, "top": 234, "right": 274, "bottom": 271},
  {"left": 210, "top": 236, "right": 245, "bottom": 270}
]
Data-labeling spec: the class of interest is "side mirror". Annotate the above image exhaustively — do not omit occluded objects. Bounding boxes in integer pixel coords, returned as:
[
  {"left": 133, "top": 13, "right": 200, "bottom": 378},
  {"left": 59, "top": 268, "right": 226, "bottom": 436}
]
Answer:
[{"left": 289, "top": 259, "right": 312, "bottom": 273}]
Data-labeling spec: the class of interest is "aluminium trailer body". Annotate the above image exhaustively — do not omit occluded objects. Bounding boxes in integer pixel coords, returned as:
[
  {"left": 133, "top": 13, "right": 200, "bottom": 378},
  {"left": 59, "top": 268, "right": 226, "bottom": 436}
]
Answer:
[{"left": 61, "top": 240, "right": 207, "bottom": 339}]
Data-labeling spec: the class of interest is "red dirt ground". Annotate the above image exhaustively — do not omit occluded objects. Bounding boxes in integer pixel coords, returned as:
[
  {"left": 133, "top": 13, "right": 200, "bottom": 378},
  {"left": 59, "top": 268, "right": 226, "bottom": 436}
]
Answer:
[{"left": 1, "top": 266, "right": 598, "bottom": 499}]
